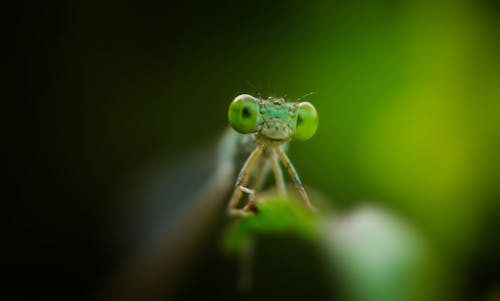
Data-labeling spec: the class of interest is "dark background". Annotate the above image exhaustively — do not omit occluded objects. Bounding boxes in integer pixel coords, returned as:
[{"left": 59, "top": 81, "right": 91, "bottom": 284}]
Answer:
[{"left": 12, "top": 0, "right": 500, "bottom": 300}]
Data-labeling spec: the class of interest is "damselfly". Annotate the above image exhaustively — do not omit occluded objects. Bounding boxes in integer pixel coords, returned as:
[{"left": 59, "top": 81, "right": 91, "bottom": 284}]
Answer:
[{"left": 225, "top": 94, "right": 318, "bottom": 217}]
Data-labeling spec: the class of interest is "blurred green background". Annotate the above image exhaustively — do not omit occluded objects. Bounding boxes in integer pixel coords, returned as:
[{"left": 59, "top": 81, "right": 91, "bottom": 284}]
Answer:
[{"left": 19, "top": 0, "right": 499, "bottom": 300}]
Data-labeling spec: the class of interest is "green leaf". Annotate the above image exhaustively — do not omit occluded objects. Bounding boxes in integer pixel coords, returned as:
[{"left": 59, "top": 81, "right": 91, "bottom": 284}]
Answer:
[{"left": 221, "top": 195, "right": 317, "bottom": 254}]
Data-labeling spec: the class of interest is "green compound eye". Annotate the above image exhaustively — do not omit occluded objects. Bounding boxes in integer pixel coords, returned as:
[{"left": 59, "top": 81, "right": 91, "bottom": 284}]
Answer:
[
  {"left": 228, "top": 94, "right": 260, "bottom": 134},
  {"left": 295, "top": 102, "right": 318, "bottom": 141}
]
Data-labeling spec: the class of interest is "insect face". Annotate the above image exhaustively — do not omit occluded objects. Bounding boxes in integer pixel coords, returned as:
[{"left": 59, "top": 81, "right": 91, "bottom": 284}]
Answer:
[
  {"left": 228, "top": 94, "right": 318, "bottom": 142},
  {"left": 258, "top": 100, "right": 297, "bottom": 141}
]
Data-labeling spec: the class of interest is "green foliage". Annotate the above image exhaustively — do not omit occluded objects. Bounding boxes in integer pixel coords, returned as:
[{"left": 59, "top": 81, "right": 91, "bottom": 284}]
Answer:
[
  {"left": 220, "top": 196, "right": 430, "bottom": 301},
  {"left": 222, "top": 195, "right": 317, "bottom": 254}
]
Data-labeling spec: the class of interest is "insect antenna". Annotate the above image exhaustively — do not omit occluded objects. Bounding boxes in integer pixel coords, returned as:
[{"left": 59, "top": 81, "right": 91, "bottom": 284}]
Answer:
[
  {"left": 296, "top": 91, "right": 317, "bottom": 102},
  {"left": 244, "top": 80, "right": 263, "bottom": 99}
]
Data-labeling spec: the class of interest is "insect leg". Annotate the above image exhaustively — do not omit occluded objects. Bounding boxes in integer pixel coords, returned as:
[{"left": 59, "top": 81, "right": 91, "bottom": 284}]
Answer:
[
  {"left": 240, "top": 186, "right": 258, "bottom": 212},
  {"left": 274, "top": 147, "right": 314, "bottom": 209},
  {"left": 227, "top": 144, "right": 264, "bottom": 217},
  {"left": 251, "top": 155, "right": 270, "bottom": 192},
  {"left": 270, "top": 148, "right": 286, "bottom": 196},
  {"left": 242, "top": 154, "right": 273, "bottom": 212}
]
